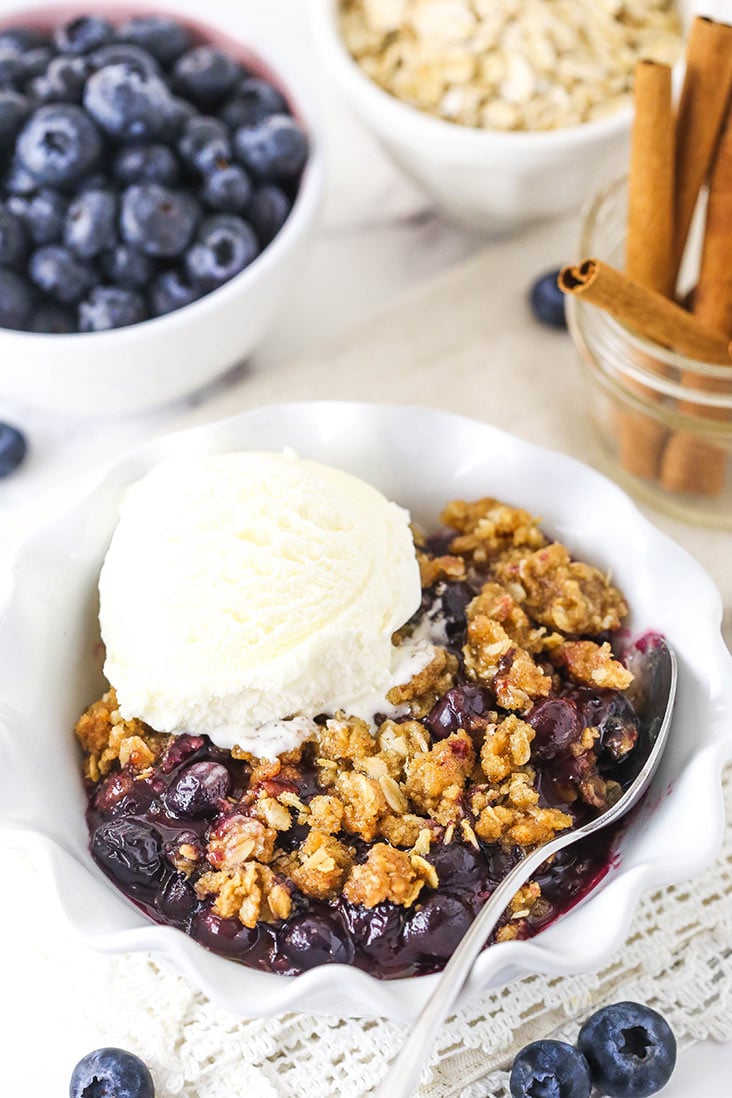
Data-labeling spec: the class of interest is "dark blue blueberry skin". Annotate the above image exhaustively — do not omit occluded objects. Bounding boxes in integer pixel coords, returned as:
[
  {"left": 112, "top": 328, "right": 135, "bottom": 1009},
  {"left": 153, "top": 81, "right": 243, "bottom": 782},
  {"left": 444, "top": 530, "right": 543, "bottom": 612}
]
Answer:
[
  {"left": 529, "top": 269, "right": 567, "bottom": 330},
  {"left": 178, "top": 116, "right": 231, "bottom": 175},
  {"left": 0, "top": 27, "right": 49, "bottom": 53},
  {"left": 84, "top": 63, "right": 174, "bottom": 141},
  {"left": 88, "top": 43, "right": 161, "bottom": 78},
  {"left": 185, "top": 214, "right": 259, "bottom": 290},
  {"left": 8, "top": 188, "right": 67, "bottom": 244},
  {"left": 119, "top": 16, "right": 193, "bottom": 66},
  {"left": 4, "top": 158, "right": 37, "bottom": 195},
  {"left": 78, "top": 285, "right": 147, "bottom": 332},
  {"left": 246, "top": 183, "right": 291, "bottom": 246},
  {"left": 16, "top": 104, "right": 103, "bottom": 186},
  {"left": 102, "top": 244, "right": 154, "bottom": 289},
  {"left": 173, "top": 45, "right": 241, "bottom": 107},
  {"left": 0, "top": 270, "right": 33, "bottom": 329},
  {"left": 0, "top": 90, "right": 30, "bottom": 149},
  {"left": 91, "top": 818, "right": 165, "bottom": 890},
  {"left": 163, "top": 96, "right": 197, "bottom": 140},
  {"left": 27, "top": 301, "right": 76, "bottom": 333},
  {"left": 577, "top": 1002, "right": 676, "bottom": 1098},
  {"left": 150, "top": 267, "right": 201, "bottom": 316},
  {"left": 164, "top": 761, "right": 231, "bottom": 818},
  {"left": 234, "top": 114, "right": 308, "bottom": 181},
  {"left": 29, "top": 244, "right": 94, "bottom": 304},
  {"left": 54, "top": 15, "right": 115, "bottom": 55},
  {"left": 0, "top": 203, "right": 27, "bottom": 266},
  {"left": 120, "top": 183, "right": 200, "bottom": 258},
  {"left": 30, "top": 55, "right": 89, "bottom": 104},
  {"left": 280, "top": 913, "right": 355, "bottom": 968},
  {"left": 0, "top": 422, "right": 28, "bottom": 476},
  {"left": 20, "top": 47, "right": 54, "bottom": 82},
  {"left": 219, "top": 78, "right": 289, "bottom": 130},
  {"left": 0, "top": 47, "right": 23, "bottom": 87},
  {"left": 69, "top": 1047, "right": 155, "bottom": 1098},
  {"left": 402, "top": 893, "right": 474, "bottom": 962},
  {"left": 510, "top": 1041, "right": 593, "bottom": 1098},
  {"left": 113, "top": 142, "right": 180, "bottom": 187},
  {"left": 64, "top": 189, "right": 118, "bottom": 258},
  {"left": 201, "top": 162, "right": 252, "bottom": 214}
]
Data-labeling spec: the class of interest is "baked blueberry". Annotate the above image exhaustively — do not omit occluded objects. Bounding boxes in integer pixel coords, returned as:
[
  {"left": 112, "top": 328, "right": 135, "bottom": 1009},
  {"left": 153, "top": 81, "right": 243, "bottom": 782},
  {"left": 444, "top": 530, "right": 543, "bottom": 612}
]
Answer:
[
  {"left": 27, "top": 301, "right": 76, "bottom": 333},
  {"left": 424, "top": 683, "right": 494, "bottom": 740},
  {"left": 88, "top": 43, "right": 161, "bottom": 78},
  {"left": 149, "top": 267, "right": 201, "bottom": 315},
  {"left": 184, "top": 214, "right": 259, "bottom": 289},
  {"left": 91, "top": 818, "right": 165, "bottom": 889},
  {"left": 280, "top": 914, "right": 355, "bottom": 968},
  {"left": 402, "top": 893, "right": 473, "bottom": 962},
  {"left": 527, "top": 697, "right": 583, "bottom": 760},
  {"left": 529, "top": 269, "right": 567, "bottom": 330},
  {"left": 16, "top": 104, "right": 102, "bottom": 186},
  {"left": 84, "top": 63, "right": 174, "bottom": 141},
  {"left": 173, "top": 45, "right": 240, "bottom": 107},
  {"left": 577, "top": 1002, "right": 676, "bottom": 1097},
  {"left": 29, "top": 244, "right": 94, "bottom": 304},
  {"left": 0, "top": 422, "right": 27, "bottom": 475},
  {"left": 101, "top": 244, "right": 153, "bottom": 289},
  {"left": 164, "top": 760, "right": 231, "bottom": 818},
  {"left": 247, "top": 183, "right": 291, "bottom": 245},
  {"left": 219, "top": 78, "right": 288, "bottom": 130},
  {"left": 201, "top": 162, "right": 252, "bottom": 214},
  {"left": 0, "top": 89, "right": 31, "bottom": 150},
  {"left": 113, "top": 142, "right": 180, "bottom": 187},
  {"left": 8, "top": 187, "right": 67, "bottom": 244},
  {"left": 78, "top": 285, "right": 147, "bottom": 331},
  {"left": 64, "top": 188, "right": 118, "bottom": 258},
  {"left": 30, "top": 55, "right": 89, "bottom": 104},
  {"left": 69, "top": 1047, "right": 155, "bottom": 1098},
  {"left": 510, "top": 1040, "right": 592, "bottom": 1098},
  {"left": 155, "top": 874, "right": 197, "bottom": 927},
  {"left": 340, "top": 900, "right": 404, "bottom": 965},
  {"left": 0, "top": 203, "right": 27, "bottom": 266},
  {"left": 120, "top": 183, "right": 200, "bottom": 257},
  {"left": 178, "top": 115, "right": 231, "bottom": 175},
  {"left": 192, "top": 910, "right": 258, "bottom": 957},
  {"left": 0, "top": 269, "right": 33, "bottom": 329},
  {"left": 234, "top": 114, "right": 308, "bottom": 180},
  {"left": 54, "top": 15, "right": 115, "bottom": 55},
  {"left": 119, "top": 16, "right": 193, "bottom": 67},
  {"left": 426, "top": 841, "right": 487, "bottom": 895}
]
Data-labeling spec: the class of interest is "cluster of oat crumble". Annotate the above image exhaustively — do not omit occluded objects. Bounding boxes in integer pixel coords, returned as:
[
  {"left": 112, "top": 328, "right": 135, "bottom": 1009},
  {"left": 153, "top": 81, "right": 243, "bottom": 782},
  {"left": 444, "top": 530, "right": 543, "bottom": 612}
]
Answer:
[{"left": 340, "top": 0, "right": 682, "bottom": 132}]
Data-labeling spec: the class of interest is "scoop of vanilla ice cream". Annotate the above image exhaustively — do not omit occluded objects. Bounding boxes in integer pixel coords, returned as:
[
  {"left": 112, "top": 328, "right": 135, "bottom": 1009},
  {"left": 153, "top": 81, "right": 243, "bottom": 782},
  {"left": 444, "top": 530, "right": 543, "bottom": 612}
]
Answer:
[{"left": 99, "top": 451, "right": 421, "bottom": 746}]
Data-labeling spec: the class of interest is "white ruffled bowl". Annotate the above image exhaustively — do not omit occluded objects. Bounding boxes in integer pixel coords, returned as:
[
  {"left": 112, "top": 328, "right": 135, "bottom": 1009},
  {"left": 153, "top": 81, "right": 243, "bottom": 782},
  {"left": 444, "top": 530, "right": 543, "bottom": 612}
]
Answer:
[{"left": 1, "top": 402, "right": 730, "bottom": 1022}]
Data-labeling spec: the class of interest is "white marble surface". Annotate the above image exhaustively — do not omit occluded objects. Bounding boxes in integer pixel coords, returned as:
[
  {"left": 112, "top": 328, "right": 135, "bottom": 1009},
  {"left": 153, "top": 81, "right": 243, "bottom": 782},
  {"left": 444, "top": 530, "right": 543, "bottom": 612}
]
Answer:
[{"left": 0, "top": 1, "right": 730, "bottom": 1094}]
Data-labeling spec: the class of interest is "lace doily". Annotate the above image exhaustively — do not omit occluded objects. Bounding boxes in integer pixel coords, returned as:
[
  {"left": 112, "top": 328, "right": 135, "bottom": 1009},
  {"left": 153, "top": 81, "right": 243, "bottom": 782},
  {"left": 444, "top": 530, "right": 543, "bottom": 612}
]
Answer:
[{"left": 90, "top": 764, "right": 732, "bottom": 1098}]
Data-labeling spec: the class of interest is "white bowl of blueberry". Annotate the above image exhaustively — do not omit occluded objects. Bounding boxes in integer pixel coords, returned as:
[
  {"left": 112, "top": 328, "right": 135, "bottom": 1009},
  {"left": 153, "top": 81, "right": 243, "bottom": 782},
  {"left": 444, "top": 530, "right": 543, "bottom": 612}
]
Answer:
[{"left": 0, "top": 3, "right": 322, "bottom": 415}]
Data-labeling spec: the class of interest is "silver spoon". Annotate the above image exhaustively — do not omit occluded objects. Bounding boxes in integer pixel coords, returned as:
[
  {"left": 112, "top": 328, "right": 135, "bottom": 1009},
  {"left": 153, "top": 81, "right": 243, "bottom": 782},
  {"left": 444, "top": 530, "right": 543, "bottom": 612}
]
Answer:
[{"left": 377, "top": 637, "right": 677, "bottom": 1098}]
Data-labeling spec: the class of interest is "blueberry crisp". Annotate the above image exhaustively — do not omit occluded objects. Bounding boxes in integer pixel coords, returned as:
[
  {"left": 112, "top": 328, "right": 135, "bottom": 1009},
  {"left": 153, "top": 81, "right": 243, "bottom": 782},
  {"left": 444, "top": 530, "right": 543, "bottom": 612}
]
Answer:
[{"left": 76, "top": 496, "right": 644, "bottom": 977}]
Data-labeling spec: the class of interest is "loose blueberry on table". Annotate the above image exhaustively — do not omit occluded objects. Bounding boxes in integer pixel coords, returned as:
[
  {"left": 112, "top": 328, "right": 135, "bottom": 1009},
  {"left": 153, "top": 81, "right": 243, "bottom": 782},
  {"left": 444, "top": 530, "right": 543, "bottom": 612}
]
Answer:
[
  {"left": 529, "top": 268, "right": 568, "bottom": 330},
  {"left": 0, "top": 14, "right": 308, "bottom": 332},
  {"left": 70, "top": 1046, "right": 155, "bottom": 1098},
  {"left": 577, "top": 1002, "right": 677, "bottom": 1098},
  {"left": 76, "top": 495, "right": 653, "bottom": 977}
]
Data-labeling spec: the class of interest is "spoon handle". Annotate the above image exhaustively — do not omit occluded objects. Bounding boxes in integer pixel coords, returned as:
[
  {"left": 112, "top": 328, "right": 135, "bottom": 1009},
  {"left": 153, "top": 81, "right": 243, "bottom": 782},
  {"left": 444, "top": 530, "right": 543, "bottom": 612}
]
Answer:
[{"left": 374, "top": 832, "right": 572, "bottom": 1098}]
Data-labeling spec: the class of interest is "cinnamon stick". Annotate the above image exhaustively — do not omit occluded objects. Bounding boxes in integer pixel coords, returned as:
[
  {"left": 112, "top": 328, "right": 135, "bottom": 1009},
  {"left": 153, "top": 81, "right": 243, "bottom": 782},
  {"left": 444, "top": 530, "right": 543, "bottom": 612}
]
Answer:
[
  {"left": 558, "top": 259, "right": 732, "bottom": 364},
  {"left": 672, "top": 16, "right": 732, "bottom": 282}
]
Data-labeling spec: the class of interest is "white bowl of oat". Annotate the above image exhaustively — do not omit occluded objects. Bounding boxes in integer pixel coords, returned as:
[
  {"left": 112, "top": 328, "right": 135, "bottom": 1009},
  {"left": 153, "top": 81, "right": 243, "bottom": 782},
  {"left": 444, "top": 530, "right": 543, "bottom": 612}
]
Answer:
[{"left": 311, "top": 0, "right": 686, "bottom": 232}]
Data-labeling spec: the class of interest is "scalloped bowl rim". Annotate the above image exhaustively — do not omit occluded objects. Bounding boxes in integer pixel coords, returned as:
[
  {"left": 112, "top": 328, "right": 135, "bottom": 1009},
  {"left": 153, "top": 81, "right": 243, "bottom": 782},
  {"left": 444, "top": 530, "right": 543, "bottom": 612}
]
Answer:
[{"left": 1, "top": 402, "right": 730, "bottom": 1023}]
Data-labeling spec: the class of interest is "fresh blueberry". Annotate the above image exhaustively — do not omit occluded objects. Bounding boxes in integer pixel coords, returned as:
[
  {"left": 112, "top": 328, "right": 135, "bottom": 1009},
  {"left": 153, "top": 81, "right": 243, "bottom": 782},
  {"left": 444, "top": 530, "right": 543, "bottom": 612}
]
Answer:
[
  {"left": 0, "top": 89, "right": 30, "bottom": 149},
  {"left": 101, "top": 244, "right": 153, "bottom": 289},
  {"left": 20, "top": 47, "right": 54, "bottom": 82},
  {"left": 402, "top": 893, "right": 473, "bottom": 962},
  {"left": 54, "top": 15, "right": 115, "bottom": 55},
  {"left": 577, "top": 1002, "right": 676, "bottom": 1098},
  {"left": 219, "top": 78, "right": 289, "bottom": 129},
  {"left": 29, "top": 244, "right": 94, "bottom": 304},
  {"left": 0, "top": 204, "right": 27, "bottom": 266},
  {"left": 424, "top": 683, "right": 494, "bottom": 740},
  {"left": 120, "top": 183, "right": 200, "bottom": 257},
  {"left": 78, "top": 285, "right": 147, "bottom": 332},
  {"left": 246, "top": 183, "right": 291, "bottom": 246},
  {"left": 178, "top": 115, "right": 231, "bottom": 174},
  {"left": 69, "top": 1047, "right": 155, "bottom": 1098},
  {"left": 0, "top": 27, "right": 49, "bottom": 53},
  {"left": 164, "top": 760, "right": 231, "bottom": 818},
  {"left": 119, "top": 16, "right": 193, "bottom": 67},
  {"left": 17, "top": 104, "right": 102, "bottom": 186},
  {"left": 529, "top": 269, "right": 567, "bottom": 330},
  {"left": 30, "top": 55, "right": 89, "bottom": 104},
  {"left": 201, "top": 162, "right": 252, "bottom": 213},
  {"left": 0, "top": 47, "right": 23, "bottom": 88},
  {"left": 173, "top": 46, "right": 240, "bottom": 107},
  {"left": 0, "top": 269, "right": 33, "bottom": 329},
  {"left": 88, "top": 43, "right": 161, "bottom": 78},
  {"left": 185, "top": 214, "right": 259, "bottom": 290},
  {"left": 64, "top": 189, "right": 118, "bottom": 258},
  {"left": 280, "top": 913, "right": 355, "bottom": 968},
  {"left": 234, "top": 114, "right": 308, "bottom": 181},
  {"left": 8, "top": 188, "right": 67, "bottom": 244},
  {"left": 84, "top": 63, "right": 174, "bottom": 141},
  {"left": 113, "top": 142, "right": 180, "bottom": 187},
  {"left": 91, "top": 818, "right": 165, "bottom": 890},
  {"left": 4, "top": 157, "right": 37, "bottom": 195},
  {"left": 27, "top": 301, "right": 76, "bottom": 333},
  {"left": 0, "top": 422, "right": 28, "bottom": 476},
  {"left": 162, "top": 96, "right": 197, "bottom": 139},
  {"left": 149, "top": 267, "right": 201, "bottom": 316},
  {"left": 510, "top": 1040, "right": 592, "bottom": 1098}
]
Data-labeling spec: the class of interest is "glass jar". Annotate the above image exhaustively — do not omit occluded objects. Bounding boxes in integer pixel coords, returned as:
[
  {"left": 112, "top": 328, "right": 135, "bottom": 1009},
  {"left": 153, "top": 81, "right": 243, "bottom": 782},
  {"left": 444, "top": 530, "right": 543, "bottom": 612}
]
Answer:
[{"left": 568, "top": 176, "right": 732, "bottom": 528}]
